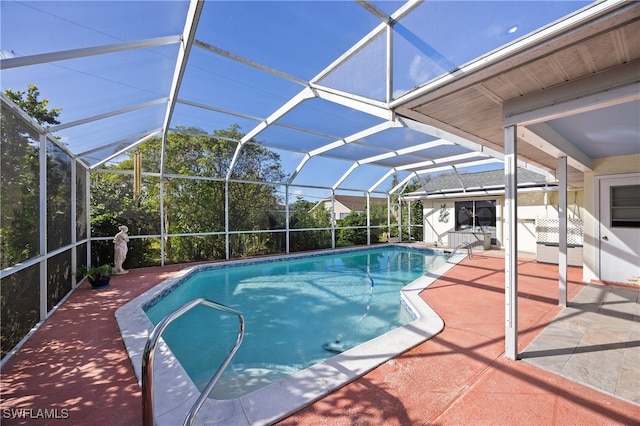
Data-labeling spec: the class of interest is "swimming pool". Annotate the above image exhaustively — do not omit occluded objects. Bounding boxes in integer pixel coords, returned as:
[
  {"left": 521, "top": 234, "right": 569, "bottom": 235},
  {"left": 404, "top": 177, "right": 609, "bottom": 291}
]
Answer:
[
  {"left": 144, "top": 246, "right": 447, "bottom": 399},
  {"left": 116, "top": 245, "right": 466, "bottom": 425}
]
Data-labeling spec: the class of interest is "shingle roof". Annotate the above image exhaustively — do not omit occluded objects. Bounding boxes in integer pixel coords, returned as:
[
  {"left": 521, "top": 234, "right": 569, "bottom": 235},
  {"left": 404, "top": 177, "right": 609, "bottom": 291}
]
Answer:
[{"left": 417, "top": 168, "right": 553, "bottom": 196}]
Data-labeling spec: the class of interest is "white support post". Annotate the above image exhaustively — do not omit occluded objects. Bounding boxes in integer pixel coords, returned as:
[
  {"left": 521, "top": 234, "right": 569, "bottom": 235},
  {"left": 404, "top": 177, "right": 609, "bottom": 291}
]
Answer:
[
  {"left": 285, "top": 186, "right": 290, "bottom": 254},
  {"left": 71, "top": 159, "right": 77, "bottom": 288},
  {"left": 504, "top": 125, "right": 518, "bottom": 360},
  {"left": 86, "top": 167, "right": 91, "bottom": 269},
  {"left": 366, "top": 192, "right": 371, "bottom": 246},
  {"left": 559, "top": 156, "right": 568, "bottom": 306},
  {"left": 225, "top": 181, "right": 230, "bottom": 259},
  {"left": 159, "top": 134, "right": 167, "bottom": 266},
  {"left": 408, "top": 199, "right": 412, "bottom": 241},
  {"left": 387, "top": 196, "right": 391, "bottom": 242},
  {"left": 496, "top": 199, "right": 502, "bottom": 248},
  {"left": 331, "top": 191, "right": 336, "bottom": 249},
  {"left": 398, "top": 198, "right": 402, "bottom": 242},
  {"left": 39, "top": 134, "right": 47, "bottom": 320}
]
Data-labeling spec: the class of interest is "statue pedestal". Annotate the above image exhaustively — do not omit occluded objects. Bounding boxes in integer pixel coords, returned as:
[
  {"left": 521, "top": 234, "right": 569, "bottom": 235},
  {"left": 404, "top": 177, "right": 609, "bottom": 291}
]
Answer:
[{"left": 112, "top": 270, "right": 129, "bottom": 275}]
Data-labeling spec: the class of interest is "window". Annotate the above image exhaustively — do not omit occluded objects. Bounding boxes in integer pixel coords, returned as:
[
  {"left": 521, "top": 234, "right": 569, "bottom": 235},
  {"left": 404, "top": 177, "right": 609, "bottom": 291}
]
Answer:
[
  {"left": 455, "top": 200, "right": 497, "bottom": 245},
  {"left": 611, "top": 185, "right": 640, "bottom": 228}
]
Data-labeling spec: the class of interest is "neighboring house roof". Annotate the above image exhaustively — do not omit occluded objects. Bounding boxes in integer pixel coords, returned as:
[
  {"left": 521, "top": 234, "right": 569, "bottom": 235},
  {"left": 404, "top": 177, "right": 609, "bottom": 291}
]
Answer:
[
  {"left": 407, "top": 168, "right": 556, "bottom": 198},
  {"left": 313, "top": 195, "right": 386, "bottom": 212},
  {"left": 334, "top": 195, "right": 368, "bottom": 212}
]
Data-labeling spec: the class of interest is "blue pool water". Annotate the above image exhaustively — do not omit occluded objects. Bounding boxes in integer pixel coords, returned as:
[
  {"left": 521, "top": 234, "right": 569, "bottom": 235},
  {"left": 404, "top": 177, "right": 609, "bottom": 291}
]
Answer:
[{"left": 144, "top": 246, "right": 447, "bottom": 399}]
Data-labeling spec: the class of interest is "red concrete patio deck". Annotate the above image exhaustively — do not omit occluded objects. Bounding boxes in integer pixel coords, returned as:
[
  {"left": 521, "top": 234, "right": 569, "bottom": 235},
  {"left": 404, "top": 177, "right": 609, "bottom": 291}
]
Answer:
[{"left": 1, "top": 253, "right": 638, "bottom": 425}]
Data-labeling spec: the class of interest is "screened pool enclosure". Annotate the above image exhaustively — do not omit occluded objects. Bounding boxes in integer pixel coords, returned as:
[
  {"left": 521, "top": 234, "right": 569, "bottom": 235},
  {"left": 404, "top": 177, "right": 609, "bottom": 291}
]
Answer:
[{"left": 3, "top": 0, "right": 637, "bottom": 360}]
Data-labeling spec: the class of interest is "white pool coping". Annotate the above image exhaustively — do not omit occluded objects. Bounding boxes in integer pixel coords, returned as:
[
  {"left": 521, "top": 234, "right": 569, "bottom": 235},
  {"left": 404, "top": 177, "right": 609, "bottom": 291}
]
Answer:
[{"left": 115, "top": 246, "right": 467, "bottom": 425}]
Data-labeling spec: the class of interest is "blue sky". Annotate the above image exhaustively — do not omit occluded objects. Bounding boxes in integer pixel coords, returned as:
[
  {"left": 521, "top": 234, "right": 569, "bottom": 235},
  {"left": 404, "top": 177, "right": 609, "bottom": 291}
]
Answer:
[{"left": 1, "top": 1, "right": 590, "bottom": 194}]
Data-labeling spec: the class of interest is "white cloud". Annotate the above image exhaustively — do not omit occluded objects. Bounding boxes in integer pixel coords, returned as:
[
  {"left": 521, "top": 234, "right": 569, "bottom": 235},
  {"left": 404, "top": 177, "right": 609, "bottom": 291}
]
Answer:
[
  {"left": 393, "top": 87, "right": 410, "bottom": 99},
  {"left": 486, "top": 23, "right": 503, "bottom": 37},
  {"left": 409, "top": 54, "right": 445, "bottom": 86}
]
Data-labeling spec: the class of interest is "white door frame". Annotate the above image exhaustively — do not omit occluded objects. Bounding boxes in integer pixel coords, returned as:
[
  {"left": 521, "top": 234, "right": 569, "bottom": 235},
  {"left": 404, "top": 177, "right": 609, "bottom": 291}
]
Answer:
[{"left": 593, "top": 172, "right": 640, "bottom": 281}]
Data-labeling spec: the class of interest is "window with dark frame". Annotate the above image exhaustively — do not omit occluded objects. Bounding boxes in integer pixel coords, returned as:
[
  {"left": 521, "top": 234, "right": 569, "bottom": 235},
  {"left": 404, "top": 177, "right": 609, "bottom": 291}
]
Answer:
[
  {"left": 454, "top": 200, "right": 497, "bottom": 245},
  {"left": 611, "top": 184, "right": 640, "bottom": 228}
]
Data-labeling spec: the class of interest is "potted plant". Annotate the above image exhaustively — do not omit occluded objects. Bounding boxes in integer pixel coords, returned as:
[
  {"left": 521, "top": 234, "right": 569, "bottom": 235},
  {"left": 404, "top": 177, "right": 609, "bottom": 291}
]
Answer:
[{"left": 82, "top": 264, "right": 112, "bottom": 288}]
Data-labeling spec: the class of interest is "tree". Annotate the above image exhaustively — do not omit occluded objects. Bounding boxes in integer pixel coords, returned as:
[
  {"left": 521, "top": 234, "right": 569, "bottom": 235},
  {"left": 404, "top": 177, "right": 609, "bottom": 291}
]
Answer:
[
  {"left": 89, "top": 124, "right": 290, "bottom": 264},
  {"left": 2, "top": 85, "right": 63, "bottom": 268},
  {"left": 401, "top": 179, "right": 424, "bottom": 241},
  {"left": 4, "top": 84, "right": 61, "bottom": 125},
  {"left": 288, "top": 198, "right": 331, "bottom": 251},
  {"left": 369, "top": 201, "right": 388, "bottom": 242},
  {"left": 89, "top": 171, "right": 159, "bottom": 267},
  {"left": 1, "top": 85, "right": 62, "bottom": 358},
  {"left": 337, "top": 212, "right": 368, "bottom": 247},
  {"left": 385, "top": 174, "right": 425, "bottom": 241}
]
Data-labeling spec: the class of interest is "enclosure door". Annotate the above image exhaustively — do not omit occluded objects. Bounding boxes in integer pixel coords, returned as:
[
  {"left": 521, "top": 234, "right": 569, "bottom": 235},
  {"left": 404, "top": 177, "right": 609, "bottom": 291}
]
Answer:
[{"left": 598, "top": 174, "right": 640, "bottom": 284}]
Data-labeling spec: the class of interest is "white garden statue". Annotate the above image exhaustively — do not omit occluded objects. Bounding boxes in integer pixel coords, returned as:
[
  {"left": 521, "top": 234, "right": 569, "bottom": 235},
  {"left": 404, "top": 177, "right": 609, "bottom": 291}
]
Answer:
[{"left": 113, "top": 225, "right": 130, "bottom": 274}]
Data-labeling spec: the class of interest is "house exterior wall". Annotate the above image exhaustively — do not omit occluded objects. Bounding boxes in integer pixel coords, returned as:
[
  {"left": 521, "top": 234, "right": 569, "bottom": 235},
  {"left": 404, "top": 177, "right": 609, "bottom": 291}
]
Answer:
[
  {"left": 422, "top": 200, "right": 453, "bottom": 247},
  {"left": 422, "top": 190, "right": 584, "bottom": 254},
  {"left": 321, "top": 200, "right": 353, "bottom": 222},
  {"left": 582, "top": 153, "right": 640, "bottom": 283}
]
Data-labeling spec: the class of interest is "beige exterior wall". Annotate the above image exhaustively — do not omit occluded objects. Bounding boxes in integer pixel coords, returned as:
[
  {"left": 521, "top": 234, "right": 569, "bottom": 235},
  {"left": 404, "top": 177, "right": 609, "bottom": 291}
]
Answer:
[
  {"left": 582, "top": 153, "right": 640, "bottom": 283},
  {"left": 321, "top": 200, "right": 353, "bottom": 222},
  {"left": 423, "top": 189, "right": 584, "bottom": 254}
]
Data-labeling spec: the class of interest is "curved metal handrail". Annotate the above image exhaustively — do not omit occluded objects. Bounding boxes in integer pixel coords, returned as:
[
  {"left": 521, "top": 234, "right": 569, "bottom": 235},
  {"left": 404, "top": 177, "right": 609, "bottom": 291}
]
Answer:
[
  {"left": 141, "top": 297, "right": 245, "bottom": 426},
  {"left": 450, "top": 241, "right": 473, "bottom": 259}
]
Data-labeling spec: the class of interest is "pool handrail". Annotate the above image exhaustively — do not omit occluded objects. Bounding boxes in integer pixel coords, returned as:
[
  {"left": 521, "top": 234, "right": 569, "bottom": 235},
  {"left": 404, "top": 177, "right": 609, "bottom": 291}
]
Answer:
[
  {"left": 450, "top": 242, "right": 473, "bottom": 259},
  {"left": 141, "top": 297, "right": 245, "bottom": 426}
]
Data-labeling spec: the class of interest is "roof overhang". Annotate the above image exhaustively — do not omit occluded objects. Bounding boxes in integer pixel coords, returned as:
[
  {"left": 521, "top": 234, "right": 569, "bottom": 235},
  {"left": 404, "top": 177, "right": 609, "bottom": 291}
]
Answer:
[{"left": 393, "top": 1, "right": 640, "bottom": 189}]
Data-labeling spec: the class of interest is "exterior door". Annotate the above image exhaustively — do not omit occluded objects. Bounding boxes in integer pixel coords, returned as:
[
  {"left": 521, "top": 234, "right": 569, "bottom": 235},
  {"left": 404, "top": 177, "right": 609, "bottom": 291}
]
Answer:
[{"left": 599, "top": 174, "right": 640, "bottom": 285}]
